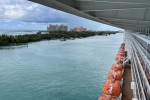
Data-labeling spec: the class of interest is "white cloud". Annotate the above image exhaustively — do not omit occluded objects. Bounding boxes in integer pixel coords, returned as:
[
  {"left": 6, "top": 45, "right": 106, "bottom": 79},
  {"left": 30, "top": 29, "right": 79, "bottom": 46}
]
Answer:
[
  {"left": 0, "top": 0, "right": 70, "bottom": 23},
  {"left": 0, "top": 0, "right": 120, "bottom": 30},
  {"left": 0, "top": 0, "right": 38, "bottom": 21}
]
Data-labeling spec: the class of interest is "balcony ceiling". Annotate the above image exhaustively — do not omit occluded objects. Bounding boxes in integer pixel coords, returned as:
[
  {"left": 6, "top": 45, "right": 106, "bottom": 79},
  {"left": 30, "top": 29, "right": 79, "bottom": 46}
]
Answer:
[{"left": 29, "top": 0, "right": 150, "bottom": 30}]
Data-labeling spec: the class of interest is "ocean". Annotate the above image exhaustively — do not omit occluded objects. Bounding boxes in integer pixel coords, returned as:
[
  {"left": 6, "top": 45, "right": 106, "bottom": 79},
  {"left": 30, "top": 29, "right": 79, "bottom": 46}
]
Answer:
[{"left": 0, "top": 33, "right": 123, "bottom": 100}]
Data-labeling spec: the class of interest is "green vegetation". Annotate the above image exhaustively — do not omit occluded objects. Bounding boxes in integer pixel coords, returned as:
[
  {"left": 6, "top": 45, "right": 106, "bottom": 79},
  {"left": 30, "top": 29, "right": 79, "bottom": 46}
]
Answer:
[{"left": 0, "top": 31, "right": 117, "bottom": 46}]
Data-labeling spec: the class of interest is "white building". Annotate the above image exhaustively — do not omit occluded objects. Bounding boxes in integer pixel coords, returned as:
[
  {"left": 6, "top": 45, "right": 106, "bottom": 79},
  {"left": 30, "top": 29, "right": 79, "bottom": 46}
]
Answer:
[
  {"left": 71, "top": 27, "right": 86, "bottom": 32},
  {"left": 47, "top": 24, "right": 68, "bottom": 31}
]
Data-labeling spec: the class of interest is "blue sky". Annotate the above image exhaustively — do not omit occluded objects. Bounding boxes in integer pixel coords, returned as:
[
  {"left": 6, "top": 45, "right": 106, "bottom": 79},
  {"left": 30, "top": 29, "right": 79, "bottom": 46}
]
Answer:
[{"left": 0, "top": 0, "right": 120, "bottom": 31}]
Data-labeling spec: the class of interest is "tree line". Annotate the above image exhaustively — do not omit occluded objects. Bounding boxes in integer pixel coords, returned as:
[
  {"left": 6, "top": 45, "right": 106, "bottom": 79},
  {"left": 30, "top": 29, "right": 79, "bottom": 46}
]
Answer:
[{"left": 0, "top": 31, "right": 117, "bottom": 46}]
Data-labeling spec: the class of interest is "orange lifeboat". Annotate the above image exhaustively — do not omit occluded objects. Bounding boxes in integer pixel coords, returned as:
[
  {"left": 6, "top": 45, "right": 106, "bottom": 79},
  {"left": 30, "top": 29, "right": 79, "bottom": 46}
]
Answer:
[
  {"left": 102, "top": 80, "right": 121, "bottom": 96},
  {"left": 98, "top": 96, "right": 117, "bottom": 100},
  {"left": 111, "top": 64, "right": 123, "bottom": 71},
  {"left": 108, "top": 70, "right": 122, "bottom": 81}
]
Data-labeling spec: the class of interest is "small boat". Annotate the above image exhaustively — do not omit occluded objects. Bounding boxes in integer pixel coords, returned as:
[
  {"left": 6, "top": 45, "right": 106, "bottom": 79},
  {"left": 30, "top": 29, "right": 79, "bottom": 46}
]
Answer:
[
  {"left": 60, "top": 38, "right": 66, "bottom": 41},
  {"left": 70, "top": 38, "right": 75, "bottom": 40}
]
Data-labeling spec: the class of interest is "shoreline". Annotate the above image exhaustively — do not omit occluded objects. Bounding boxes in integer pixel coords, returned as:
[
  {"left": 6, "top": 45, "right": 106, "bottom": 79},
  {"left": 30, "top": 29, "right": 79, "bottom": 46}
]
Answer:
[{"left": 0, "top": 31, "right": 118, "bottom": 46}]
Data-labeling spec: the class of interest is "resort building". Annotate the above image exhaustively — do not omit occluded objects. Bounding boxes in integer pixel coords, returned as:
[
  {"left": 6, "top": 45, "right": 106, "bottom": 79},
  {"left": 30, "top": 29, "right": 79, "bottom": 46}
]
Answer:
[
  {"left": 71, "top": 27, "right": 86, "bottom": 32},
  {"left": 47, "top": 24, "right": 68, "bottom": 31}
]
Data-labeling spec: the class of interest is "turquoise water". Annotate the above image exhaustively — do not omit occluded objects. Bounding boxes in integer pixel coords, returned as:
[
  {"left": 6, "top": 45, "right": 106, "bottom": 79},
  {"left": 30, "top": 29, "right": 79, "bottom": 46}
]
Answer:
[{"left": 0, "top": 33, "right": 123, "bottom": 100}]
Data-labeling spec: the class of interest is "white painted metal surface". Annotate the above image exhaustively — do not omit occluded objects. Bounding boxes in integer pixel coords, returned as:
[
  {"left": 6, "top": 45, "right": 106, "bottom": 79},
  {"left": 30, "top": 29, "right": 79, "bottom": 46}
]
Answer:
[{"left": 29, "top": 0, "right": 150, "bottom": 30}]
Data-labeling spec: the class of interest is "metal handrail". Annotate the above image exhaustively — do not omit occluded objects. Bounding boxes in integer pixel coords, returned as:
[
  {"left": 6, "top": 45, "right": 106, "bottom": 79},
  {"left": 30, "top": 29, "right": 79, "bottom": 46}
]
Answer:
[
  {"left": 133, "top": 35, "right": 150, "bottom": 75},
  {"left": 130, "top": 33, "right": 150, "bottom": 100}
]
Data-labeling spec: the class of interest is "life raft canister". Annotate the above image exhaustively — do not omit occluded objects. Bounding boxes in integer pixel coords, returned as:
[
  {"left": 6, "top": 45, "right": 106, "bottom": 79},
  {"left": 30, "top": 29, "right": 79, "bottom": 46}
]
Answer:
[
  {"left": 117, "top": 52, "right": 125, "bottom": 57},
  {"left": 99, "top": 43, "right": 125, "bottom": 99},
  {"left": 111, "top": 63, "right": 123, "bottom": 71},
  {"left": 115, "top": 54, "right": 124, "bottom": 61},
  {"left": 102, "top": 80, "right": 121, "bottom": 96},
  {"left": 108, "top": 70, "right": 122, "bottom": 81},
  {"left": 115, "top": 49, "right": 125, "bottom": 60},
  {"left": 117, "top": 58, "right": 124, "bottom": 63},
  {"left": 98, "top": 96, "right": 117, "bottom": 100},
  {"left": 117, "top": 49, "right": 125, "bottom": 54}
]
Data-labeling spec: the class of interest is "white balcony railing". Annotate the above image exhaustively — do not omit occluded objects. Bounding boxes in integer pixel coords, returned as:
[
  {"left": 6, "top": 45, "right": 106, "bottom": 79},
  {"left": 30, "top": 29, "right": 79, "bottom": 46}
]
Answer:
[{"left": 131, "top": 33, "right": 150, "bottom": 100}]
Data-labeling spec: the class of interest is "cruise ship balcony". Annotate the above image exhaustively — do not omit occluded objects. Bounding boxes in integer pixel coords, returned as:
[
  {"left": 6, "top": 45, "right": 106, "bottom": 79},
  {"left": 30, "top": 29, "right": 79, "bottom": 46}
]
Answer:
[{"left": 28, "top": 0, "right": 150, "bottom": 100}]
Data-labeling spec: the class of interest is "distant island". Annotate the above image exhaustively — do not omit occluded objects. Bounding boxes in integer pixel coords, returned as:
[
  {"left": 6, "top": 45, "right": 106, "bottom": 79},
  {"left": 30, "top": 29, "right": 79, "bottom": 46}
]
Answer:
[{"left": 0, "top": 31, "right": 118, "bottom": 46}]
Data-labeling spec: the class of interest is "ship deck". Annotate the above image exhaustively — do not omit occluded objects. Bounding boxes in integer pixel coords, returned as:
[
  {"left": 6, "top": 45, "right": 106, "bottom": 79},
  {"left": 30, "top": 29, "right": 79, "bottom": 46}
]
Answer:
[{"left": 122, "top": 64, "right": 133, "bottom": 100}]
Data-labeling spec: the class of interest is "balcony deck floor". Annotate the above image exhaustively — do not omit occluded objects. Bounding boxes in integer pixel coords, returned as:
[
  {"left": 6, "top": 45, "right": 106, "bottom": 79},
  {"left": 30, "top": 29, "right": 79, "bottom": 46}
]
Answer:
[{"left": 122, "top": 65, "right": 133, "bottom": 100}]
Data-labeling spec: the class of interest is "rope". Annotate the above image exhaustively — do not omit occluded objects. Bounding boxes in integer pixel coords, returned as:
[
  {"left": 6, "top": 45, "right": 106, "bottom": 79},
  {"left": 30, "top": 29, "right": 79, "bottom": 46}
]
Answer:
[
  {"left": 113, "top": 71, "right": 117, "bottom": 79},
  {"left": 108, "top": 84, "right": 113, "bottom": 94}
]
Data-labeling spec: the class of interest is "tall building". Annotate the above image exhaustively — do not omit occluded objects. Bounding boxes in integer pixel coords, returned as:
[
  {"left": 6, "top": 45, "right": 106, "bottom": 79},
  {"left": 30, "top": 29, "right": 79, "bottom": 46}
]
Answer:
[
  {"left": 47, "top": 24, "right": 68, "bottom": 31},
  {"left": 71, "top": 27, "right": 86, "bottom": 32},
  {"left": 79, "top": 27, "right": 86, "bottom": 32}
]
